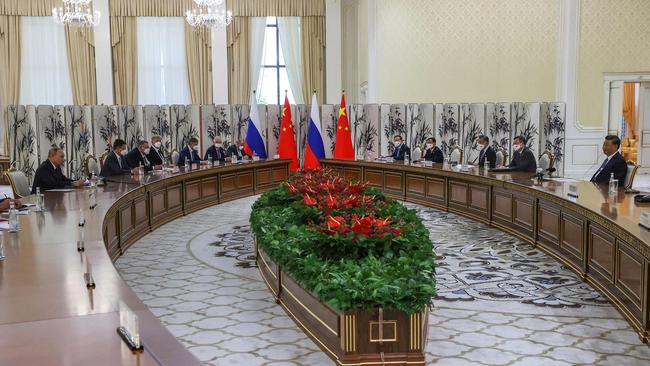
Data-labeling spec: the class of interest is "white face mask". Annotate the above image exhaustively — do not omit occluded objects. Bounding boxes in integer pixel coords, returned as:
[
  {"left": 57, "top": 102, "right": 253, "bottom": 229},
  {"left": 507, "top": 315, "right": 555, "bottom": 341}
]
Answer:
[
  {"left": 513, "top": 144, "right": 521, "bottom": 151},
  {"left": 118, "top": 149, "right": 126, "bottom": 156},
  {"left": 153, "top": 141, "right": 161, "bottom": 149},
  {"left": 426, "top": 143, "right": 433, "bottom": 149},
  {"left": 214, "top": 143, "right": 222, "bottom": 148},
  {"left": 193, "top": 145, "right": 199, "bottom": 151},
  {"left": 143, "top": 148, "right": 151, "bottom": 155},
  {"left": 394, "top": 141, "right": 401, "bottom": 147}
]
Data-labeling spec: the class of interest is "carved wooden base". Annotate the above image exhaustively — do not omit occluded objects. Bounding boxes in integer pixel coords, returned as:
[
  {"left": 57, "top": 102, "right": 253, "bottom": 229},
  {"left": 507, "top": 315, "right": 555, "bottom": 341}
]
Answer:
[{"left": 256, "top": 244, "right": 427, "bottom": 366}]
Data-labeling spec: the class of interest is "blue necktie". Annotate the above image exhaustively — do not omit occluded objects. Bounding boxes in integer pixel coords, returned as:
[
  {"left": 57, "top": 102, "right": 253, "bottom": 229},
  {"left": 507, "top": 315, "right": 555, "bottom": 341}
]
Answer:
[{"left": 591, "top": 158, "right": 609, "bottom": 181}]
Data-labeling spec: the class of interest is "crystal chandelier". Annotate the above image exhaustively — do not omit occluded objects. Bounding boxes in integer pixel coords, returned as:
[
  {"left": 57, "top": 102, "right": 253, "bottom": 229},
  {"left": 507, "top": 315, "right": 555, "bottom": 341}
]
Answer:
[
  {"left": 186, "top": 0, "right": 232, "bottom": 28},
  {"left": 52, "top": 0, "right": 100, "bottom": 27}
]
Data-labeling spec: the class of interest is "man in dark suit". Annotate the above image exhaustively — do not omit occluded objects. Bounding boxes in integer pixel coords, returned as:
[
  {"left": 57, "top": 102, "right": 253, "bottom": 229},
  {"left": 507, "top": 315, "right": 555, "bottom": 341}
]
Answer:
[
  {"left": 31, "top": 147, "right": 84, "bottom": 193},
  {"left": 507, "top": 135, "right": 537, "bottom": 172},
  {"left": 100, "top": 139, "right": 133, "bottom": 177},
  {"left": 391, "top": 135, "right": 411, "bottom": 161},
  {"left": 591, "top": 135, "right": 627, "bottom": 184},
  {"left": 477, "top": 135, "right": 497, "bottom": 168},
  {"left": 177, "top": 137, "right": 203, "bottom": 166},
  {"left": 126, "top": 140, "right": 161, "bottom": 173},
  {"left": 422, "top": 137, "right": 444, "bottom": 163},
  {"left": 147, "top": 135, "right": 165, "bottom": 166},
  {"left": 205, "top": 136, "right": 227, "bottom": 162},
  {"left": 226, "top": 139, "right": 248, "bottom": 160}
]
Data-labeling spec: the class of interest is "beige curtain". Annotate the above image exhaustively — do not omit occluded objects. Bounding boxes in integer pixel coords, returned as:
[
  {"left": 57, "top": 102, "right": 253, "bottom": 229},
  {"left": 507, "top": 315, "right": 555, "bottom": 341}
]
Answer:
[
  {"left": 110, "top": 0, "right": 196, "bottom": 17},
  {"left": 185, "top": 25, "right": 213, "bottom": 104},
  {"left": 227, "top": 0, "right": 325, "bottom": 104},
  {"left": 0, "top": 15, "right": 20, "bottom": 156},
  {"left": 623, "top": 83, "right": 636, "bottom": 138},
  {"left": 111, "top": 16, "right": 137, "bottom": 105},
  {"left": 231, "top": 0, "right": 325, "bottom": 16},
  {"left": 0, "top": 0, "right": 58, "bottom": 16},
  {"left": 300, "top": 16, "right": 325, "bottom": 104},
  {"left": 65, "top": 26, "right": 97, "bottom": 105},
  {"left": 227, "top": 16, "right": 251, "bottom": 104}
]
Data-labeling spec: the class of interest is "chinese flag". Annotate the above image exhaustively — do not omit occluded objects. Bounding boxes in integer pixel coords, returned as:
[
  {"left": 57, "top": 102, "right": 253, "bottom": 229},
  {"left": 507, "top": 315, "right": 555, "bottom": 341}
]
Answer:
[
  {"left": 278, "top": 95, "right": 299, "bottom": 171},
  {"left": 333, "top": 93, "right": 354, "bottom": 160}
]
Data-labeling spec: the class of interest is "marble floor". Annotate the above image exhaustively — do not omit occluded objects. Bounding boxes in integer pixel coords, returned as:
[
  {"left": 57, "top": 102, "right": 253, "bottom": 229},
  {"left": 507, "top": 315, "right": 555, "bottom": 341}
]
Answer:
[{"left": 114, "top": 196, "right": 650, "bottom": 366}]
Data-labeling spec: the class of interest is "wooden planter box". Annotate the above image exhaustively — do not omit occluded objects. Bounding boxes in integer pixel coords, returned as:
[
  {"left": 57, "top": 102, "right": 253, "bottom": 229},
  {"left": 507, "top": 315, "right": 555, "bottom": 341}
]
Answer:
[{"left": 256, "top": 243, "right": 428, "bottom": 366}]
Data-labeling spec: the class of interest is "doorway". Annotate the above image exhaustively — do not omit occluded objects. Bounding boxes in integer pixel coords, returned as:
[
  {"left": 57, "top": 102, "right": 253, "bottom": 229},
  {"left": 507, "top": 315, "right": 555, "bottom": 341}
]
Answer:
[{"left": 603, "top": 73, "right": 650, "bottom": 173}]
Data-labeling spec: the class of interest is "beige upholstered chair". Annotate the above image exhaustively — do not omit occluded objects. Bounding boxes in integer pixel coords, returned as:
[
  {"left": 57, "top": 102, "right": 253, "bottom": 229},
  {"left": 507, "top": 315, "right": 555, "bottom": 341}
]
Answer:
[
  {"left": 495, "top": 148, "right": 508, "bottom": 167},
  {"left": 99, "top": 151, "right": 109, "bottom": 167},
  {"left": 84, "top": 155, "right": 100, "bottom": 178},
  {"left": 5, "top": 170, "right": 31, "bottom": 198},
  {"left": 538, "top": 150, "right": 555, "bottom": 171},
  {"left": 623, "top": 160, "right": 639, "bottom": 190},
  {"left": 449, "top": 146, "right": 462, "bottom": 164},
  {"left": 412, "top": 146, "right": 422, "bottom": 161},
  {"left": 171, "top": 150, "right": 180, "bottom": 165}
]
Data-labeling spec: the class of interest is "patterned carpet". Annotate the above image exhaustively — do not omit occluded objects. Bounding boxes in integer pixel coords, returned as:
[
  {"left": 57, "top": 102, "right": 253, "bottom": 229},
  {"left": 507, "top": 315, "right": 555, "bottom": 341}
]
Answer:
[{"left": 115, "top": 196, "right": 650, "bottom": 366}]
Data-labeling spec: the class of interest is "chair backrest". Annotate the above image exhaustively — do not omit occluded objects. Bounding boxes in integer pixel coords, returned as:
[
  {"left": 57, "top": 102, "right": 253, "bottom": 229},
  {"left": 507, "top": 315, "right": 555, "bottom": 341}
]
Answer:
[
  {"left": 5, "top": 170, "right": 31, "bottom": 198},
  {"left": 99, "top": 151, "right": 109, "bottom": 167},
  {"left": 495, "top": 148, "right": 507, "bottom": 167},
  {"left": 624, "top": 160, "right": 639, "bottom": 189},
  {"left": 171, "top": 150, "right": 180, "bottom": 165},
  {"left": 449, "top": 147, "right": 462, "bottom": 163},
  {"left": 412, "top": 147, "right": 422, "bottom": 161},
  {"left": 538, "top": 150, "right": 554, "bottom": 171},
  {"left": 85, "top": 155, "right": 100, "bottom": 177}
]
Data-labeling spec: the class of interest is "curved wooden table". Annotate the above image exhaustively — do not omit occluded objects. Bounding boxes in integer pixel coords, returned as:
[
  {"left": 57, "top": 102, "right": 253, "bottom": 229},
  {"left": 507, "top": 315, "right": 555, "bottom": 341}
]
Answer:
[
  {"left": 0, "top": 160, "right": 290, "bottom": 366},
  {"left": 322, "top": 159, "right": 650, "bottom": 345}
]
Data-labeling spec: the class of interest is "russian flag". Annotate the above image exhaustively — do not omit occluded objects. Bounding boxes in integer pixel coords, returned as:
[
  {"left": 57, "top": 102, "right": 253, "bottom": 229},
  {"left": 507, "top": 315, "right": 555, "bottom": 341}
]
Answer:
[
  {"left": 304, "top": 93, "right": 325, "bottom": 169},
  {"left": 244, "top": 92, "right": 267, "bottom": 159}
]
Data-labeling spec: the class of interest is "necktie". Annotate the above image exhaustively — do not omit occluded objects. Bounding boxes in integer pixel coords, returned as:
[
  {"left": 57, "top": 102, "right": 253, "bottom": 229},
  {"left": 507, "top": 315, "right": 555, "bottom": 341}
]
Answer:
[
  {"left": 117, "top": 155, "right": 122, "bottom": 169},
  {"left": 143, "top": 154, "right": 150, "bottom": 167},
  {"left": 591, "top": 158, "right": 609, "bottom": 181}
]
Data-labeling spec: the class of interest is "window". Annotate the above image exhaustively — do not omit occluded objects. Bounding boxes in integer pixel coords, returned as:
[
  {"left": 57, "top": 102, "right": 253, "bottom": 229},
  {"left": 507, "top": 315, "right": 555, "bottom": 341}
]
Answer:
[
  {"left": 137, "top": 17, "right": 191, "bottom": 105},
  {"left": 257, "top": 17, "right": 296, "bottom": 105},
  {"left": 19, "top": 17, "right": 73, "bottom": 105}
]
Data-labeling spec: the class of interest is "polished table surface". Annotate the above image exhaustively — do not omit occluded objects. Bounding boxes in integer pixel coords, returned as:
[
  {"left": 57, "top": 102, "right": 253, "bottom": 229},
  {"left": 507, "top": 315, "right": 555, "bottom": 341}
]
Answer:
[
  {"left": 0, "top": 160, "right": 290, "bottom": 365},
  {"left": 1, "top": 158, "right": 648, "bottom": 365}
]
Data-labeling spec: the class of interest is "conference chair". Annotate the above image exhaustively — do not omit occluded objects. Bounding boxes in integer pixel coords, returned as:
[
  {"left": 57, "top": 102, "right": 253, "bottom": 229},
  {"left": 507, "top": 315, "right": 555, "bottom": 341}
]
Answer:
[
  {"left": 171, "top": 150, "right": 180, "bottom": 166},
  {"left": 624, "top": 160, "right": 640, "bottom": 190},
  {"left": 449, "top": 146, "right": 462, "bottom": 164},
  {"left": 495, "top": 147, "right": 508, "bottom": 167},
  {"left": 5, "top": 170, "right": 31, "bottom": 198},
  {"left": 538, "top": 150, "right": 555, "bottom": 171},
  {"left": 84, "top": 155, "right": 100, "bottom": 178}
]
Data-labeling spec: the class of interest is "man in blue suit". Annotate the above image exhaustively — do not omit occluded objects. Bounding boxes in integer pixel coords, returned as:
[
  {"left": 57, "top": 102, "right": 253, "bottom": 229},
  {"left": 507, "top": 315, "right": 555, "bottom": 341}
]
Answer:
[
  {"left": 177, "top": 137, "right": 202, "bottom": 166},
  {"left": 591, "top": 135, "right": 627, "bottom": 184},
  {"left": 391, "top": 135, "right": 410, "bottom": 161}
]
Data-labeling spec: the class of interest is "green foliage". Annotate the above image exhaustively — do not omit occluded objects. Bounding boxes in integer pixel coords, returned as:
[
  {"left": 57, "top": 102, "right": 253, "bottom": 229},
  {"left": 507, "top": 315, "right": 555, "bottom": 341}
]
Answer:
[{"left": 250, "top": 174, "right": 436, "bottom": 313}]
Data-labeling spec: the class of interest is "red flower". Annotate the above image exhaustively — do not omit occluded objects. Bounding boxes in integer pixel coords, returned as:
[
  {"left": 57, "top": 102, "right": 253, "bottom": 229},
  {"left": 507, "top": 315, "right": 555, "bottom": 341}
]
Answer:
[
  {"left": 375, "top": 218, "right": 391, "bottom": 227},
  {"left": 285, "top": 182, "right": 299, "bottom": 193},
  {"left": 327, "top": 215, "right": 345, "bottom": 229},
  {"left": 303, "top": 194, "right": 317, "bottom": 205},
  {"left": 351, "top": 217, "right": 374, "bottom": 236}
]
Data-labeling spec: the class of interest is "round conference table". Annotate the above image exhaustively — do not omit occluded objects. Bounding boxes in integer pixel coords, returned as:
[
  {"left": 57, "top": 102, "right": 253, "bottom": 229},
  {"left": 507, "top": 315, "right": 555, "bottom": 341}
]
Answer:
[{"left": 0, "top": 158, "right": 648, "bottom": 365}]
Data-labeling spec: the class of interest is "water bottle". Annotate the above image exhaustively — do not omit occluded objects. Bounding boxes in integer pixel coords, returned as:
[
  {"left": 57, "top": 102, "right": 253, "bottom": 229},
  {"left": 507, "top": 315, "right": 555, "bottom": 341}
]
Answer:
[
  {"left": 184, "top": 157, "right": 190, "bottom": 171},
  {"left": 0, "top": 237, "right": 5, "bottom": 261},
  {"left": 89, "top": 187, "right": 97, "bottom": 209},
  {"left": 138, "top": 162, "right": 144, "bottom": 175},
  {"left": 90, "top": 173, "right": 97, "bottom": 189},
  {"left": 484, "top": 159, "right": 490, "bottom": 171},
  {"left": 231, "top": 155, "right": 237, "bottom": 164},
  {"left": 208, "top": 155, "right": 213, "bottom": 167},
  {"left": 35, "top": 187, "right": 44, "bottom": 212},
  {"left": 608, "top": 172, "right": 618, "bottom": 195},
  {"left": 8, "top": 201, "right": 18, "bottom": 233},
  {"left": 404, "top": 154, "right": 410, "bottom": 166}
]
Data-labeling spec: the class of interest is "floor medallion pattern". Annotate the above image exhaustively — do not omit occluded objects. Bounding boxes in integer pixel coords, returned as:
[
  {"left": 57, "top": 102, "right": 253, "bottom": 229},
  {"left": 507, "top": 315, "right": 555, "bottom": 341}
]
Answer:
[{"left": 115, "top": 196, "right": 650, "bottom": 365}]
